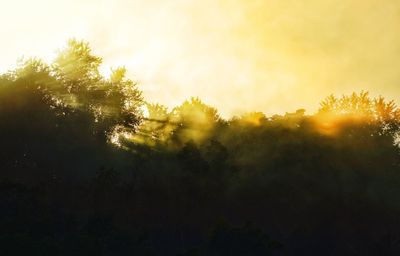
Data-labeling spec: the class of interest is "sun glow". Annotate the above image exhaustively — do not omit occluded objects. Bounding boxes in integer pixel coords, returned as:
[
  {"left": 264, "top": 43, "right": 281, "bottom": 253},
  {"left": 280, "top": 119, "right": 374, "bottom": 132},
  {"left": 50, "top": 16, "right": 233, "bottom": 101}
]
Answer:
[
  {"left": 312, "top": 112, "right": 374, "bottom": 137},
  {"left": 312, "top": 113, "right": 343, "bottom": 136},
  {"left": 1, "top": 0, "right": 400, "bottom": 117}
]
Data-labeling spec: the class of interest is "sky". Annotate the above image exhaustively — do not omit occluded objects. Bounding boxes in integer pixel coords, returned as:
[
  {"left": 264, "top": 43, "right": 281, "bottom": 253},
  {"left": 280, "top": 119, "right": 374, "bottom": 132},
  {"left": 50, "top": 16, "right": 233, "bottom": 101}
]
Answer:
[{"left": 1, "top": 0, "right": 400, "bottom": 117}]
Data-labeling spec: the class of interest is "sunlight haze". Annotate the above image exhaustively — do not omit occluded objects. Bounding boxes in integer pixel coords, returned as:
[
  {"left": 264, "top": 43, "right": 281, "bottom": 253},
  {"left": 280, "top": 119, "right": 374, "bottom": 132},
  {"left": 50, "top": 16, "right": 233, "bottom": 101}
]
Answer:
[{"left": 1, "top": 0, "right": 400, "bottom": 116}]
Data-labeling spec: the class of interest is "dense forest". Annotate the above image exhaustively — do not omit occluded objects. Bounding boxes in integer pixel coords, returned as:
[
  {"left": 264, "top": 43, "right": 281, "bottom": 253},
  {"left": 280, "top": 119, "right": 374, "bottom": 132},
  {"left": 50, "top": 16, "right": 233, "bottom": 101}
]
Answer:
[{"left": 1, "top": 40, "right": 400, "bottom": 255}]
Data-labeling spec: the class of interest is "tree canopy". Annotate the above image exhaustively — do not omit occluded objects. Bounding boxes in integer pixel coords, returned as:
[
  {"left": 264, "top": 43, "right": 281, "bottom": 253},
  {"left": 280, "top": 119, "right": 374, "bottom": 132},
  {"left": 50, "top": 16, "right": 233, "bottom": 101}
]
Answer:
[{"left": 1, "top": 40, "right": 400, "bottom": 255}]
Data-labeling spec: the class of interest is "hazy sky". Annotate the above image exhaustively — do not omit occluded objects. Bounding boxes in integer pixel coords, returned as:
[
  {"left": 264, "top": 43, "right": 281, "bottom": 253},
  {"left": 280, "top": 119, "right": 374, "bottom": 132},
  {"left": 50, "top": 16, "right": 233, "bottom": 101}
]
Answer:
[{"left": 1, "top": 0, "right": 400, "bottom": 116}]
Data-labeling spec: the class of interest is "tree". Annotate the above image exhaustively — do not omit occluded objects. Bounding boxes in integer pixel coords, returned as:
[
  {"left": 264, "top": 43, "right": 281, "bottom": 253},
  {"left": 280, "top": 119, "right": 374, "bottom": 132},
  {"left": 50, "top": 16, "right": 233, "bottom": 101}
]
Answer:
[
  {"left": 169, "top": 97, "right": 221, "bottom": 146},
  {"left": 52, "top": 40, "right": 143, "bottom": 135},
  {"left": 317, "top": 91, "right": 400, "bottom": 136},
  {"left": 0, "top": 40, "right": 144, "bottom": 182}
]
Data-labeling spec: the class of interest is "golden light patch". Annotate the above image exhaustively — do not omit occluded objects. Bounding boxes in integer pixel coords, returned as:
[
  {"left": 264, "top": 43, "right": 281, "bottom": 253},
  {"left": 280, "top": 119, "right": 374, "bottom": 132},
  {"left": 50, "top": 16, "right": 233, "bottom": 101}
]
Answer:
[{"left": 312, "top": 112, "right": 372, "bottom": 137}]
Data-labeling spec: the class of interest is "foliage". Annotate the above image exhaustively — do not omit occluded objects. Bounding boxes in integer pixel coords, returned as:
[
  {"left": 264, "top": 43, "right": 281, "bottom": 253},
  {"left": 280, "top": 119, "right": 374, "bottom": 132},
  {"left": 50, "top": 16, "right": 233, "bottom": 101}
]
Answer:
[{"left": 1, "top": 41, "right": 400, "bottom": 255}]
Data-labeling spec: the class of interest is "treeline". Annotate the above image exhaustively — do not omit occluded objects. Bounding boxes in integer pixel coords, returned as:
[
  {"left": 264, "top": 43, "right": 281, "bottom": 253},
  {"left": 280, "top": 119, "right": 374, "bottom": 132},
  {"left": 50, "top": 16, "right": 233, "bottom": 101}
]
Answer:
[{"left": 1, "top": 40, "right": 400, "bottom": 255}]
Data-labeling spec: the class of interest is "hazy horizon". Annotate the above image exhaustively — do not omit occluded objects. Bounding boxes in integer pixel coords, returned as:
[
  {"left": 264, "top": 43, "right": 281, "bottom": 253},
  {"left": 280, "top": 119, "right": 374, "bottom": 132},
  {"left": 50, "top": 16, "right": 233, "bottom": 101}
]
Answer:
[{"left": 2, "top": 0, "right": 400, "bottom": 117}]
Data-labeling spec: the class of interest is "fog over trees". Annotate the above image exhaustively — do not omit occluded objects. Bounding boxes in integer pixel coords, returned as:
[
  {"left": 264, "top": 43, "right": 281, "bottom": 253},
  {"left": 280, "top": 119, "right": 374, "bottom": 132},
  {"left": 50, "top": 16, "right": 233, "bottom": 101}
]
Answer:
[{"left": 1, "top": 40, "right": 400, "bottom": 255}]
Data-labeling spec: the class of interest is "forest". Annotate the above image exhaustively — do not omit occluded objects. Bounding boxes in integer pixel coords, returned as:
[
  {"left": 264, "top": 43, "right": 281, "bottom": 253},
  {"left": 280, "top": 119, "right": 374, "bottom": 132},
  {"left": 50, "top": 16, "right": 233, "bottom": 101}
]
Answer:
[{"left": 1, "top": 40, "right": 400, "bottom": 255}]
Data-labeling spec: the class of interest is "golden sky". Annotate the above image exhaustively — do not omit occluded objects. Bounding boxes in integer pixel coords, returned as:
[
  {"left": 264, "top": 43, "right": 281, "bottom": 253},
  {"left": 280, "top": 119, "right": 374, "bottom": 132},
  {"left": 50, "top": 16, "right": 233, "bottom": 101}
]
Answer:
[{"left": 1, "top": 0, "right": 400, "bottom": 117}]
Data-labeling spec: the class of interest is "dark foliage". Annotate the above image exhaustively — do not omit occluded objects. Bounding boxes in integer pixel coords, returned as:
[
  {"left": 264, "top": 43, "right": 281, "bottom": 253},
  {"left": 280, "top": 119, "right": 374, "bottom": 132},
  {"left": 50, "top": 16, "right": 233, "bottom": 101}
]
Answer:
[{"left": 1, "top": 41, "right": 400, "bottom": 255}]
